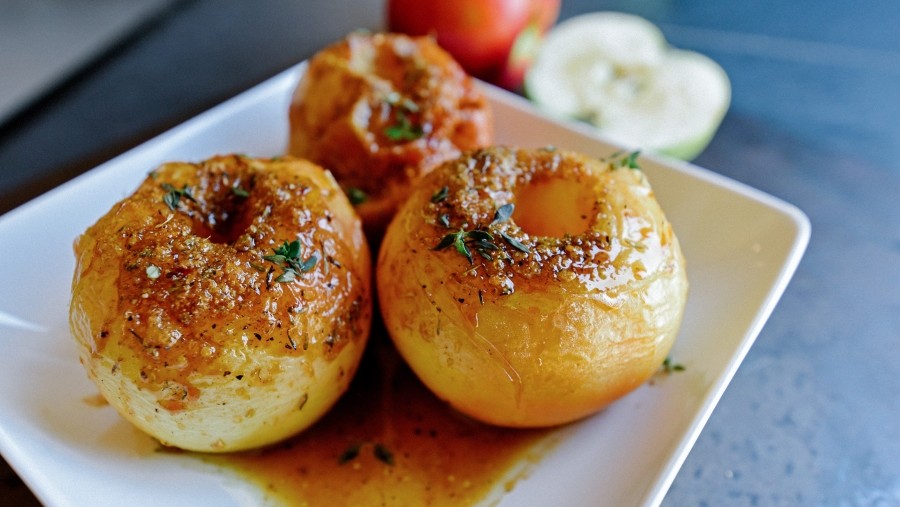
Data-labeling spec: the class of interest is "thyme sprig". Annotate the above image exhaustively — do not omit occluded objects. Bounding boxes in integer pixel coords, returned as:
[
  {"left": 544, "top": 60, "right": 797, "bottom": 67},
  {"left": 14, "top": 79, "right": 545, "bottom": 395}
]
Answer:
[
  {"left": 383, "top": 92, "right": 424, "bottom": 142},
  {"left": 264, "top": 240, "right": 318, "bottom": 283},
  {"left": 608, "top": 150, "right": 642, "bottom": 170},
  {"left": 661, "top": 357, "right": 686, "bottom": 373},
  {"left": 433, "top": 228, "right": 496, "bottom": 264},
  {"left": 161, "top": 183, "right": 197, "bottom": 210},
  {"left": 384, "top": 110, "right": 424, "bottom": 141},
  {"left": 430, "top": 186, "right": 449, "bottom": 203},
  {"left": 432, "top": 202, "right": 530, "bottom": 262}
]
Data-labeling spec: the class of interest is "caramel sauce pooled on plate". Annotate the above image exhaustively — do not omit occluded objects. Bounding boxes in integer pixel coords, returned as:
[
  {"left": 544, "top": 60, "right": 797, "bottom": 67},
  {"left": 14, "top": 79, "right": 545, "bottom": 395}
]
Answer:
[{"left": 202, "top": 333, "right": 557, "bottom": 506}]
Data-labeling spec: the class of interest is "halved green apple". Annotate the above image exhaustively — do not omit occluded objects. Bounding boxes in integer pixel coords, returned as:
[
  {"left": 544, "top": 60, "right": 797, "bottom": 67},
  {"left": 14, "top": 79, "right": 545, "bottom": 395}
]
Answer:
[{"left": 524, "top": 12, "right": 731, "bottom": 160}]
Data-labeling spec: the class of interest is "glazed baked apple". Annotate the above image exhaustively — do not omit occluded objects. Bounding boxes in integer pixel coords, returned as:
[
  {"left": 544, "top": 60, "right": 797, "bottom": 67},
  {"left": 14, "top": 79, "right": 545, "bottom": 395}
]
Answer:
[
  {"left": 69, "top": 155, "right": 372, "bottom": 452},
  {"left": 377, "top": 146, "right": 687, "bottom": 427},
  {"left": 288, "top": 32, "right": 493, "bottom": 236}
]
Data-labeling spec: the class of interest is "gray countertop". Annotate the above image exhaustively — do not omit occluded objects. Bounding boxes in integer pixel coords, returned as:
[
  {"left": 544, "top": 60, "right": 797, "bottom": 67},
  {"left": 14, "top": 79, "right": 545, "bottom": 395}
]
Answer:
[{"left": 1, "top": 0, "right": 897, "bottom": 505}]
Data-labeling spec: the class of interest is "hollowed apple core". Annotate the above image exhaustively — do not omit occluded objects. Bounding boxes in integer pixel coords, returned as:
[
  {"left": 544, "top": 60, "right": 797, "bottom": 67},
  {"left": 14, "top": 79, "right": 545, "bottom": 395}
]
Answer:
[{"left": 512, "top": 176, "right": 594, "bottom": 238}]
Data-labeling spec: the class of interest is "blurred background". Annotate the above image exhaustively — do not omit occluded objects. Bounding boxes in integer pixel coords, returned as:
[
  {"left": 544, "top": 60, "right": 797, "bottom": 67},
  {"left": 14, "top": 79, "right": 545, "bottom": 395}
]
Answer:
[{"left": 1, "top": 0, "right": 898, "bottom": 505}]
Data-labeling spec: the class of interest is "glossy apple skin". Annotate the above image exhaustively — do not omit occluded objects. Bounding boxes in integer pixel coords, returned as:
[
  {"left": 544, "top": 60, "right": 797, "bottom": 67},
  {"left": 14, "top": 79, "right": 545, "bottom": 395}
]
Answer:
[
  {"left": 288, "top": 33, "right": 493, "bottom": 238},
  {"left": 377, "top": 147, "right": 688, "bottom": 427},
  {"left": 387, "top": 0, "right": 560, "bottom": 89},
  {"left": 70, "top": 155, "right": 372, "bottom": 452}
]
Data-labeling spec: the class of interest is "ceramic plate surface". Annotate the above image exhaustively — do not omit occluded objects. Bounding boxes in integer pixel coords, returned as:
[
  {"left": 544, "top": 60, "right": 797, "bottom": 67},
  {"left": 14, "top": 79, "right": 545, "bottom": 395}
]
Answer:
[{"left": 0, "top": 64, "right": 809, "bottom": 507}]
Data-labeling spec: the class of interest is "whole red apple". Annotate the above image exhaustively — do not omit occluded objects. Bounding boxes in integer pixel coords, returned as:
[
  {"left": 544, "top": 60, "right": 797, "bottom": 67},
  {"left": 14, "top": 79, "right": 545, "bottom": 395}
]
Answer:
[{"left": 387, "top": 0, "right": 561, "bottom": 90}]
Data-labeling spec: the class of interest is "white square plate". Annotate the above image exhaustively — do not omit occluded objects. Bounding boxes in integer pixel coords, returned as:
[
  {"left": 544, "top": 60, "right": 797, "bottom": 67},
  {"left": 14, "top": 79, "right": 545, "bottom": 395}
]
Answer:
[{"left": 0, "top": 64, "right": 809, "bottom": 507}]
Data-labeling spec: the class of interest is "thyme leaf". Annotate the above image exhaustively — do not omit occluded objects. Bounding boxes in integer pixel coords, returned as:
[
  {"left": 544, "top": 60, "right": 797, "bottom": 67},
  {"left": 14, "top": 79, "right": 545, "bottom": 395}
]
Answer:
[
  {"left": 275, "top": 270, "right": 296, "bottom": 283},
  {"left": 466, "top": 230, "right": 494, "bottom": 242},
  {"left": 430, "top": 186, "right": 449, "bottom": 203},
  {"left": 609, "top": 150, "right": 642, "bottom": 170},
  {"left": 374, "top": 443, "right": 395, "bottom": 465},
  {"left": 384, "top": 110, "right": 424, "bottom": 141},
  {"left": 661, "top": 357, "right": 686, "bottom": 373},
  {"left": 492, "top": 203, "right": 514, "bottom": 224},
  {"left": 433, "top": 229, "right": 500, "bottom": 264},
  {"left": 265, "top": 240, "right": 317, "bottom": 283},
  {"left": 432, "top": 229, "right": 474, "bottom": 264},
  {"left": 500, "top": 230, "right": 530, "bottom": 253},
  {"left": 298, "top": 255, "right": 319, "bottom": 273},
  {"left": 346, "top": 187, "right": 368, "bottom": 205},
  {"left": 338, "top": 443, "right": 361, "bottom": 464},
  {"left": 161, "top": 183, "right": 196, "bottom": 211},
  {"left": 432, "top": 232, "right": 460, "bottom": 251},
  {"left": 433, "top": 204, "right": 529, "bottom": 263},
  {"left": 454, "top": 237, "right": 473, "bottom": 263}
]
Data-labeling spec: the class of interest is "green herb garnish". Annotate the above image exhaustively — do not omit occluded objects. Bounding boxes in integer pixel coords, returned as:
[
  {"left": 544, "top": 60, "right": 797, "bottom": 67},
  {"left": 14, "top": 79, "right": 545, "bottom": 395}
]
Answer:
[
  {"left": 661, "top": 357, "right": 686, "bottom": 373},
  {"left": 499, "top": 230, "right": 530, "bottom": 253},
  {"left": 434, "top": 229, "right": 474, "bottom": 263},
  {"left": 383, "top": 93, "right": 425, "bottom": 142},
  {"left": 491, "top": 203, "right": 530, "bottom": 252},
  {"left": 433, "top": 228, "right": 501, "bottom": 264},
  {"left": 384, "top": 110, "right": 424, "bottom": 141},
  {"left": 338, "top": 443, "right": 361, "bottom": 464},
  {"left": 491, "top": 203, "right": 514, "bottom": 224},
  {"left": 161, "top": 183, "right": 196, "bottom": 210},
  {"left": 433, "top": 204, "right": 531, "bottom": 262},
  {"left": 346, "top": 187, "right": 368, "bottom": 205},
  {"left": 338, "top": 442, "right": 394, "bottom": 466},
  {"left": 430, "top": 186, "right": 449, "bottom": 203},
  {"left": 231, "top": 186, "right": 250, "bottom": 198},
  {"left": 374, "top": 443, "right": 395, "bottom": 466},
  {"left": 609, "top": 150, "right": 642, "bottom": 170},
  {"left": 432, "top": 229, "right": 500, "bottom": 264},
  {"left": 264, "top": 240, "right": 318, "bottom": 283}
]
